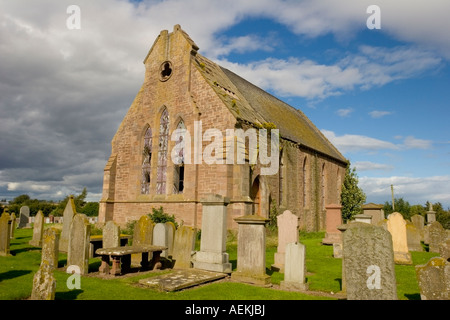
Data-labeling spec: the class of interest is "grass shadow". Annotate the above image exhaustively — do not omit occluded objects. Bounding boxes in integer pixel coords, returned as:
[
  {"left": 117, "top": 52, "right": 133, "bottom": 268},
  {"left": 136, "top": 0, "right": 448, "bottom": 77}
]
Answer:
[
  {"left": 404, "top": 293, "right": 421, "bottom": 300},
  {"left": 334, "top": 278, "right": 342, "bottom": 290},
  {"left": 55, "top": 289, "right": 84, "bottom": 300},
  {"left": 10, "top": 247, "right": 41, "bottom": 255},
  {"left": 0, "top": 270, "right": 32, "bottom": 282}
]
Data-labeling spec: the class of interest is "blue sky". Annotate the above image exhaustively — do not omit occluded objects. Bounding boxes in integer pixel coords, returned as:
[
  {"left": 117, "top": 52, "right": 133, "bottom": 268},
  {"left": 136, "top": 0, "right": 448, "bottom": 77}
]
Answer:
[{"left": 0, "top": 0, "right": 449, "bottom": 208}]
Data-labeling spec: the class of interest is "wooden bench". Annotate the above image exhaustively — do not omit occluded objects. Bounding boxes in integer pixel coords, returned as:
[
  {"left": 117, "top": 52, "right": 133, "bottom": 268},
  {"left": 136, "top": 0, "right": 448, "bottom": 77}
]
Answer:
[{"left": 95, "top": 245, "right": 167, "bottom": 276}]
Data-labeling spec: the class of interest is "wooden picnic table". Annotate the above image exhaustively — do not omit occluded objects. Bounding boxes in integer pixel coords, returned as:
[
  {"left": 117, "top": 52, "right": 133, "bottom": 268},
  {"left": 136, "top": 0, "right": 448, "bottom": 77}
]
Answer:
[{"left": 95, "top": 245, "right": 168, "bottom": 276}]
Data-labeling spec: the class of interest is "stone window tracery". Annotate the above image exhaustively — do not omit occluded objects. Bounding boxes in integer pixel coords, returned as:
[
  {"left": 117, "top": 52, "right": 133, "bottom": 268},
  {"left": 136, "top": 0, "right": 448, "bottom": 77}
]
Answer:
[
  {"left": 141, "top": 126, "right": 152, "bottom": 194},
  {"left": 156, "top": 108, "right": 169, "bottom": 194}
]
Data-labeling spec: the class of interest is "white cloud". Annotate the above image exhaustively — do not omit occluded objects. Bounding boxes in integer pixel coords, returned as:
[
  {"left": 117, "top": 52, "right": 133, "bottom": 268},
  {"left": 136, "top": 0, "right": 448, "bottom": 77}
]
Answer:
[
  {"left": 369, "top": 110, "right": 392, "bottom": 118},
  {"left": 336, "top": 108, "right": 354, "bottom": 117},
  {"left": 359, "top": 175, "right": 450, "bottom": 206},
  {"left": 353, "top": 161, "right": 394, "bottom": 172},
  {"left": 321, "top": 130, "right": 399, "bottom": 153},
  {"left": 403, "top": 136, "right": 433, "bottom": 150}
]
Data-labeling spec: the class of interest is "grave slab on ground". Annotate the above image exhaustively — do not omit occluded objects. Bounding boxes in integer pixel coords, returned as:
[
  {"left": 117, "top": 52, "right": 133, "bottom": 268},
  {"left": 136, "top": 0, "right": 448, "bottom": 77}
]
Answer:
[{"left": 138, "top": 269, "right": 228, "bottom": 292}]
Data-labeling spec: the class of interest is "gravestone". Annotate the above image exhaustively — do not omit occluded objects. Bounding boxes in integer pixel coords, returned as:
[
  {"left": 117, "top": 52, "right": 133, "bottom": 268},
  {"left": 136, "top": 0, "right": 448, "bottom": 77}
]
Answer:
[
  {"left": 153, "top": 223, "right": 169, "bottom": 258},
  {"left": 172, "top": 225, "right": 196, "bottom": 269},
  {"left": 59, "top": 195, "right": 77, "bottom": 252},
  {"left": 18, "top": 206, "right": 30, "bottom": 228},
  {"left": 354, "top": 214, "right": 372, "bottom": 224},
  {"left": 41, "top": 227, "right": 60, "bottom": 269},
  {"left": 103, "top": 221, "right": 120, "bottom": 248},
  {"left": 231, "top": 215, "right": 271, "bottom": 286},
  {"left": 410, "top": 214, "right": 425, "bottom": 240},
  {"left": 193, "top": 194, "right": 232, "bottom": 273},
  {"left": 133, "top": 215, "right": 154, "bottom": 246},
  {"left": 272, "top": 210, "right": 299, "bottom": 272},
  {"left": 387, "top": 212, "right": 412, "bottom": 265},
  {"left": 31, "top": 261, "right": 56, "bottom": 300},
  {"left": 415, "top": 257, "right": 450, "bottom": 300},
  {"left": 280, "top": 242, "right": 308, "bottom": 291},
  {"left": 29, "top": 210, "right": 44, "bottom": 247},
  {"left": 0, "top": 212, "right": 12, "bottom": 256},
  {"left": 428, "top": 221, "right": 447, "bottom": 253},
  {"left": 9, "top": 213, "right": 16, "bottom": 239},
  {"left": 322, "top": 204, "right": 343, "bottom": 245},
  {"left": 343, "top": 222, "right": 397, "bottom": 300},
  {"left": 67, "top": 214, "right": 91, "bottom": 275},
  {"left": 406, "top": 221, "right": 424, "bottom": 252},
  {"left": 426, "top": 203, "right": 436, "bottom": 225},
  {"left": 165, "top": 221, "right": 175, "bottom": 257},
  {"left": 439, "top": 239, "right": 450, "bottom": 261},
  {"left": 362, "top": 203, "right": 385, "bottom": 225}
]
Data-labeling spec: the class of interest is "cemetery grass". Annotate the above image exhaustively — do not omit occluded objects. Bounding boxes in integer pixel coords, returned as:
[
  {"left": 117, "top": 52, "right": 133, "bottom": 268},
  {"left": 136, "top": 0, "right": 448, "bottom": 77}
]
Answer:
[{"left": 0, "top": 227, "right": 440, "bottom": 300}]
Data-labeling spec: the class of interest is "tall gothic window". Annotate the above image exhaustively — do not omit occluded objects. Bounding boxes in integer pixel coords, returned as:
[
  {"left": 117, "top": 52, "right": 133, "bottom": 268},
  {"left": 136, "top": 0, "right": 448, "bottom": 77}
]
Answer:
[
  {"left": 156, "top": 108, "right": 169, "bottom": 194},
  {"left": 173, "top": 119, "right": 186, "bottom": 194},
  {"left": 321, "top": 163, "right": 326, "bottom": 210},
  {"left": 279, "top": 150, "right": 285, "bottom": 206},
  {"left": 302, "top": 157, "right": 307, "bottom": 208},
  {"left": 141, "top": 126, "right": 152, "bottom": 194}
]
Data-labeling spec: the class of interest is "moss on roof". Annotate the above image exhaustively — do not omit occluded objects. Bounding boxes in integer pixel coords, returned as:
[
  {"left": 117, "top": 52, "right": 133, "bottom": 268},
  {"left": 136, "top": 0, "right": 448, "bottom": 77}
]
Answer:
[{"left": 194, "top": 54, "right": 347, "bottom": 163}]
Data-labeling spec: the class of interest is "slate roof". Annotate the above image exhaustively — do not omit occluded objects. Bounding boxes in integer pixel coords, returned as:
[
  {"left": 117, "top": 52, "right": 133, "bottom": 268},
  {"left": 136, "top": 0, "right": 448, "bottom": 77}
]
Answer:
[{"left": 193, "top": 53, "right": 347, "bottom": 164}]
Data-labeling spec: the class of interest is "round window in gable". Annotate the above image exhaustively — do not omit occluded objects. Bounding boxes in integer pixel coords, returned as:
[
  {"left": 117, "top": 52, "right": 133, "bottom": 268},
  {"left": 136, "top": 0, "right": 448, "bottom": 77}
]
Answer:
[{"left": 159, "top": 61, "right": 173, "bottom": 82}]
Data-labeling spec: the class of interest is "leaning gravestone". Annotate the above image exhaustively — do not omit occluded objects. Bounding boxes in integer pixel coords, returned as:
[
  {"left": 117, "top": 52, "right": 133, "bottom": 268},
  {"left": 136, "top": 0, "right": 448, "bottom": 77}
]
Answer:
[
  {"left": 0, "top": 212, "right": 12, "bottom": 256},
  {"left": 172, "top": 225, "right": 195, "bottom": 269},
  {"left": 439, "top": 239, "right": 450, "bottom": 261},
  {"left": 280, "top": 242, "right": 308, "bottom": 291},
  {"left": 415, "top": 257, "right": 450, "bottom": 300},
  {"left": 31, "top": 261, "right": 56, "bottom": 300},
  {"left": 132, "top": 215, "right": 154, "bottom": 266},
  {"left": 18, "top": 206, "right": 30, "bottom": 229},
  {"left": 29, "top": 210, "right": 44, "bottom": 247},
  {"left": 411, "top": 214, "right": 425, "bottom": 241},
  {"left": 67, "top": 214, "right": 91, "bottom": 275},
  {"left": 343, "top": 222, "right": 397, "bottom": 300},
  {"left": 428, "top": 221, "right": 447, "bottom": 253},
  {"left": 272, "top": 210, "right": 299, "bottom": 272},
  {"left": 59, "top": 196, "right": 77, "bottom": 252},
  {"left": 387, "top": 212, "right": 412, "bottom": 265},
  {"left": 41, "top": 228, "right": 60, "bottom": 270}
]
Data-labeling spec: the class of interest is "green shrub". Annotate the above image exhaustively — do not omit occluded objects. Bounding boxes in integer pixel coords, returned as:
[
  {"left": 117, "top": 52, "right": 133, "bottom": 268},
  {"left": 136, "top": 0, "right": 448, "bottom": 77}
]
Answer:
[{"left": 147, "top": 206, "right": 178, "bottom": 228}]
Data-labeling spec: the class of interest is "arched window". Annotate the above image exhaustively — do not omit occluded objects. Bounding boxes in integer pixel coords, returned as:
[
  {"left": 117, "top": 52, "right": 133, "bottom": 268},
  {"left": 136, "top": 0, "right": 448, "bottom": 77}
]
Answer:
[
  {"left": 141, "top": 126, "right": 152, "bottom": 194},
  {"left": 279, "top": 149, "right": 285, "bottom": 206},
  {"left": 302, "top": 156, "right": 307, "bottom": 208},
  {"left": 156, "top": 108, "right": 169, "bottom": 194},
  {"left": 321, "top": 163, "right": 326, "bottom": 210},
  {"left": 173, "top": 119, "right": 186, "bottom": 194}
]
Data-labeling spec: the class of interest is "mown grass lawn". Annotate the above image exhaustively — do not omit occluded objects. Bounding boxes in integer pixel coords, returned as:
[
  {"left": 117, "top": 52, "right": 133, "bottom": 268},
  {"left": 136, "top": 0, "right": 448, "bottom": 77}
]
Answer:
[{"left": 0, "top": 226, "right": 439, "bottom": 300}]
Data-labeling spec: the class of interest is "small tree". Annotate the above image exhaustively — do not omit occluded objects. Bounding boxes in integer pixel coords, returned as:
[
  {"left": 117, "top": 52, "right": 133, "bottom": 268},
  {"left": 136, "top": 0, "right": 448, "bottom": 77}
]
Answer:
[
  {"left": 340, "top": 162, "right": 366, "bottom": 223},
  {"left": 148, "top": 206, "right": 178, "bottom": 228}
]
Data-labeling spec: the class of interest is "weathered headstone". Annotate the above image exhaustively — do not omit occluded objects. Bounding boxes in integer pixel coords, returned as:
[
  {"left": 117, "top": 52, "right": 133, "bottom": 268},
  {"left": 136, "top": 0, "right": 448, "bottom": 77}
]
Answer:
[
  {"left": 415, "top": 257, "right": 450, "bottom": 300},
  {"left": 133, "top": 215, "right": 154, "bottom": 246},
  {"left": 406, "top": 221, "right": 424, "bottom": 252},
  {"left": 153, "top": 223, "right": 169, "bottom": 258},
  {"left": 387, "top": 212, "right": 412, "bottom": 265},
  {"left": 280, "top": 242, "right": 308, "bottom": 291},
  {"left": 29, "top": 210, "right": 44, "bottom": 247},
  {"left": 9, "top": 213, "right": 16, "bottom": 239},
  {"left": 172, "top": 225, "right": 196, "bottom": 269},
  {"left": 59, "top": 195, "right": 77, "bottom": 252},
  {"left": 18, "top": 206, "right": 30, "bottom": 228},
  {"left": 428, "top": 221, "right": 447, "bottom": 253},
  {"left": 343, "top": 222, "right": 397, "bottom": 300},
  {"left": 103, "top": 220, "right": 120, "bottom": 248},
  {"left": 322, "top": 204, "right": 343, "bottom": 245},
  {"left": 41, "top": 227, "right": 60, "bottom": 269},
  {"left": 272, "top": 210, "right": 299, "bottom": 272},
  {"left": 411, "top": 214, "right": 425, "bottom": 240},
  {"left": 439, "top": 239, "right": 450, "bottom": 261},
  {"left": 67, "top": 214, "right": 91, "bottom": 275},
  {"left": 165, "top": 221, "right": 176, "bottom": 257},
  {"left": 0, "top": 212, "right": 12, "bottom": 256},
  {"left": 31, "top": 261, "right": 56, "bottom": 300},
  {"left": 231, "top": 215, "right": 271, "bottom": 286},
  {"left": 193, "top": 194, "right": 232, "bottom": 273}
]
